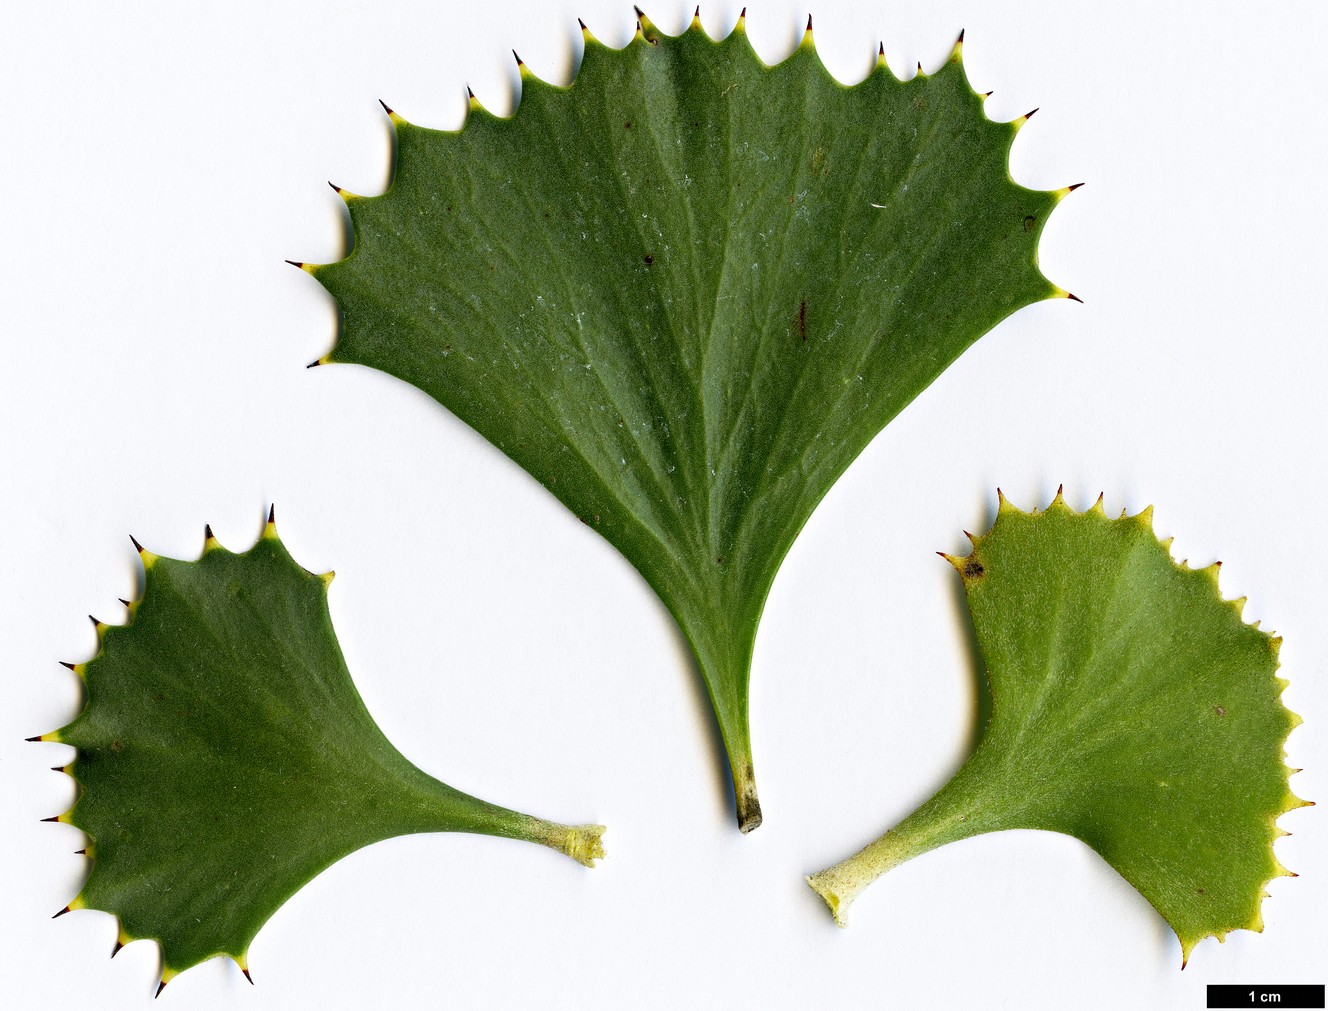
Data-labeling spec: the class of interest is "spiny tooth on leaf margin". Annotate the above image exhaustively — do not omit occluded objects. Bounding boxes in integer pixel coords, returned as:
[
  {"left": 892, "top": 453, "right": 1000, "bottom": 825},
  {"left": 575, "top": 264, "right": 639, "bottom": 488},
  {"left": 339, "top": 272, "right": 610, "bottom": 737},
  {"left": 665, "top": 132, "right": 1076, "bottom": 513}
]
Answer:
[
  {"left": 377, "top": 98, "right": 407, "bottom": 128},
  {"left": 1088, "top": 492, "right": 1106, "bottom": 516}
]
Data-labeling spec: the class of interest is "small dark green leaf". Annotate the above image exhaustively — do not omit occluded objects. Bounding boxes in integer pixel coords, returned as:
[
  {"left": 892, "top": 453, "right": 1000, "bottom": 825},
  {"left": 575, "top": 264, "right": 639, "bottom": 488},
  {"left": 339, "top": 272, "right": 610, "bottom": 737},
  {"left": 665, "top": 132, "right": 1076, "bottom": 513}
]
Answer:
[{"left": 39, "top": 516, "right": 603, "bottom": 989}]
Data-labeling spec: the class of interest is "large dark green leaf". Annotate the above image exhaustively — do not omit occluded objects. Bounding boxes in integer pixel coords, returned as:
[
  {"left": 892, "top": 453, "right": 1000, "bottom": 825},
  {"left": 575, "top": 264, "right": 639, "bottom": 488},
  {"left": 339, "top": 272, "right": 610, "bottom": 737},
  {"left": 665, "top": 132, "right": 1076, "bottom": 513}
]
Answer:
[
  {"left": 807, "top": 492, "right": 1307, "bottom": 963},
  {"left": 301, "top": 13, "right": 1076, "bottom": 830},
  {"left": 36, "top": 513, "right": 603, "bottom": 992}
]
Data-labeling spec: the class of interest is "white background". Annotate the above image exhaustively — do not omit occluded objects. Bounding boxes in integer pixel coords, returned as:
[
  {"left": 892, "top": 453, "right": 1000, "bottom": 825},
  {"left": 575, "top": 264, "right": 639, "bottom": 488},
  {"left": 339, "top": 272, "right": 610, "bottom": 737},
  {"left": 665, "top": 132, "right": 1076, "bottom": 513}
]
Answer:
[{"left": 2, "top": 1, "right": 1324, "bottom": 1007}]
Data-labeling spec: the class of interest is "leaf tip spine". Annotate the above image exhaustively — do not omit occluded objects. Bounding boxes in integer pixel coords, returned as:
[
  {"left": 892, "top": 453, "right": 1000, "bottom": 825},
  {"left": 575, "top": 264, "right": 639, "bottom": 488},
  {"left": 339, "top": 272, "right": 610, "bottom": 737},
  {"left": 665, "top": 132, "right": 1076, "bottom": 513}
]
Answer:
[
  {"left": 319, "top": 570, "right": 335, "bottom": 587},
  {"left": 951, "top": 28, "right": 965, "bottom": 61},
  {"left": 263, "top": 504, "right": 278, "bottom": 540},
  {"left": 329, "top": 180, "right": 360, "bottom": 202},
  {"left": 1013, "top": 107, "right": 1038, "bottom": 130},
  {"left": 203, "top": 524, "right": 220, "bottom": 552},
  {"left": 378, "top": 98, "right": 406, "bottom": 128},
  {"left": 799, "top": 14, "right": 813, "bottom": 49},
  {"left": 736, "top": 8, "right": 746, "bottom": 33},
  {"left": 1054, "top": 181, "right": 1085, "bottom": 201}
]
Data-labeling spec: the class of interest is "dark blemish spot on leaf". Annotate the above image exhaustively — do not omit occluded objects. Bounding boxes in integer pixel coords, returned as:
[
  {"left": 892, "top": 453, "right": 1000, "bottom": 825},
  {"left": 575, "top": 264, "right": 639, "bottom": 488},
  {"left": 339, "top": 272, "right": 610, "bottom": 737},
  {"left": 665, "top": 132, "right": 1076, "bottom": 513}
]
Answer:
[
  {"left": 643, "top": 253, "right": 654, "bottom": 265},
  {"left": 1215, "top": 706, "right": 1227, "bottom": 717},
  {"left": 715, "top": 556, "right": 724, "bottom": 565},
  {"left": 624, "top": 121, "right": 632, "bottom": 129},
  {"left": 1023, "top": 215, "right": 1037, "bottom": 232},
  {"left": 798, "top": 299, "right": 807, "bottom": 342},
  {"left": 963, "top": 560, "right": 985, "bottom": 579},
  {"left": 112, "top": 740, "right": 123, "bottom": 751},
  {"left": 1197, "top": 888, "right": 1206, "bottom": 894},
  {"left": 649, "top": 36, "right": 660, "bottom": 46},
  {"left": 914, "top": 97, "right": 925, "bottom": 111}
]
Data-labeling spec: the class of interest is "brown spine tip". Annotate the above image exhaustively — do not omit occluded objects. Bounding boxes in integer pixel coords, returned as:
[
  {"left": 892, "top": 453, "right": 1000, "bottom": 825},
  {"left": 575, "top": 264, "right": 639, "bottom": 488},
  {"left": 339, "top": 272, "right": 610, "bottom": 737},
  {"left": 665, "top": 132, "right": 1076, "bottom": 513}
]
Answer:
[
  {"left": 267, "top": 504, "right": 276, "bottom": 525},
  {"left": 130, "top": 534, "right": 144, "bottom": 553},
  {"left": 512, "top": 49, "right": 523, "bottom": 66},
  {"left": 204, "top": 523, "right": 214, "bottom": 540},
  {"left": 694, "top": 4, "right": 700, "bottom": 16},
  {"left": 75, "top": 848, "right": 86, "bottom": 855},
  {"left": 378, "top": 98, "right": 394, "bottom": 116},
  {"left": 155, "top": 981, "right": 167, "bottom": 999},
  {"left": 327, "top": 181, "right": 341, "bottom": 194},
  {"left": 805, "top": 14, "right": 813, "bottom": 31},
  {"left": 111, "top": 940, "right": 123, "bottom": 957},
  {"left": 305, "top": 359, "right": 321, "bottom": 368},
  {"left": 578, "top": 17, "right": 588, "bottom": 30},
  {"left": 632, "top": 4, "right": 643, "bottom": 16},
  {"left": 1023, "top": 107, "right": 1039, "bottom": 120},
  {"left": 957, "top": 28, "right": 965, "bottom": 43},
  {"left": 42, "top": 815, "right": 61, "bottom": 823},
  {"left": 739, "top": 6, "right": 746, "bottom": 16},
  {"left": 25, "top": 735, "right": 43, "bottom": 743},
  {"left": 88, "top": 614, "right": 100, "bottom": 627},
  {"left": 1066, "top": 292, "right": 1084, "bottom": 303},
  {"left": 466, "top": 85, "right": 475, "bottom": 99},
  {"left": 1067, "top": 182, "right": 1085, "bottom": 192},
  {"left": 118, "top": 598, "right": 130, "bottom": 607},
  {"left": 879, "top": 41, "right": 885, "bottom": 56},
  {"left": 284, "top": 259, "right": 305, "bottom": 269},
  {"left": 50, "top": 766, "right": 64, "bottom": 772},
  {"left": 59, "top": 661, "right": 76, "bottom": 671},
  {"left": 53, "top": 905, "right": 72, "bottom": 917},
  {"left": 917, "top": 60, "right": 923, "bottom": 72},
  {"left": 243, "top": 969, "right": 254, "bottom": 985}
]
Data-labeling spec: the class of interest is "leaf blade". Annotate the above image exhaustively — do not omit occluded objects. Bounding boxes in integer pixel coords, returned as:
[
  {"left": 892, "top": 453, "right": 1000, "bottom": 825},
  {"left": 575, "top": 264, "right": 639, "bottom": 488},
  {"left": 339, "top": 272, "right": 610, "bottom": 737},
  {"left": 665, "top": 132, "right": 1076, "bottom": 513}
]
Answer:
[{"left": 310, "top": 20, "right": 1071, "bottom": 827}]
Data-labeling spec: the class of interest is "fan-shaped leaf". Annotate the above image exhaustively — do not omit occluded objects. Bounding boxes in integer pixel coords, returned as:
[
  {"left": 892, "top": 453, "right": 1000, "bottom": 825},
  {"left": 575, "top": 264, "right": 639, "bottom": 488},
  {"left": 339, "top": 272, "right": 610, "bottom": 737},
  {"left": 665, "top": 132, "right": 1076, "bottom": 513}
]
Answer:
[
  {"left": 301, "top": 14, "right": 1076, "bottom": 829},
  {"left": 35, "top": 513, "right": 603, "bottom": 992},
  {"left": 807, "top": 492, "right": 1307, "bottom": 963}
]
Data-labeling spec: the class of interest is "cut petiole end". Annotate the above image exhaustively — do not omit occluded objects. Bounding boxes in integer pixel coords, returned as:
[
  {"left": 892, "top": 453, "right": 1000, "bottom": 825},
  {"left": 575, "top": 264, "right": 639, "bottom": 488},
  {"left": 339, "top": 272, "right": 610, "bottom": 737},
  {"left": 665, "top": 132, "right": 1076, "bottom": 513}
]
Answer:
[
  {"left": 538, "top": 821, "right": 607, "bottom": 867},
  {"left": 733, "top": 761, "right": 763, "bottom": 833},
  {"left": 806, "top": 869, "right": 858, "bottom": 927}
]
